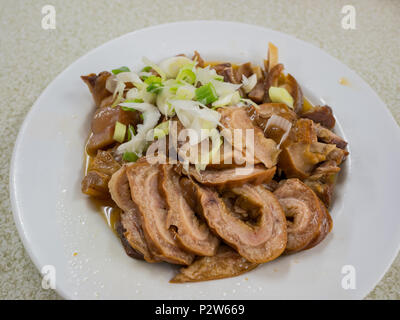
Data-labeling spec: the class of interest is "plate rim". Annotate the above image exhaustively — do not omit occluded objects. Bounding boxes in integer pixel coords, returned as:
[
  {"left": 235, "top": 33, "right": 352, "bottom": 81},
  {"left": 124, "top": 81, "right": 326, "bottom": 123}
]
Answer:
[{"left": 9, "top": 20, "right": 400, "bottom": 300}]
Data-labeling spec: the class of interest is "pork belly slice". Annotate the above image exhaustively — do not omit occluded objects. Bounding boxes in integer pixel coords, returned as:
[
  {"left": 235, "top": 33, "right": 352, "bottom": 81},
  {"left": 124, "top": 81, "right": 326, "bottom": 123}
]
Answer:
[
  {"left": 158, "top": 164, "right": 219, "bottom": 256},
  {"left": 170, "top": 245, "right": 258, "bottom": 283},
  {"left": 126, "top": 161, "right": 194, "bottom": 265},
  {"left": 108, "top": 166, "right": 159, "bottom": 263},
  {"left": 218, "top": 107, "right": 280, "bottom": 168},
  {"left": 304, "top": 199, "right": 333, "bottom": 250},
  {"left": 274, "top": 178, "right": 329, "bottom": 253},
  {"left": 179, "top": 164, "right": 276, "bottom": 189},
  {"left": 180, "top": 178, "right": 287, "bottom": 263}
]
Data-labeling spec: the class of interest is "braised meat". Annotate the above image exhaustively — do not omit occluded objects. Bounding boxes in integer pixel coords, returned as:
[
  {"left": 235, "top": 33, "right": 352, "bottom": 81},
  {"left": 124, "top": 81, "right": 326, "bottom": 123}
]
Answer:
[
  {"left": 181, "top": 178, "right": 287, "bottom": 263},
  {"left": 301, "top": 105, "right": 336, "bottom": 129},
  {"left": 274, "top": 179, "right": 330, "bottom": 253},
  {"left": 81, "top": 71, "right": 112, "bottom": 107},
  {"left": 159, "top": 164, "right": 219, "bottom": 256},
  {"left": 179, "top": 164, "right": 276, "bottom": 189},
  {"left": 170, "top": 245, "right": 258, "bottom": 283},
  {"left": 219, "top": 107, "right": 280, "bottom": 168},
  {"left": 109, "top": 165, "right": 159, "bottom": 262},
  {"left": 82, "top": 150, "right": 121, "bottom": 197},
  {"left": 126, "top": 161, "right": 194, "bottom": 265}
]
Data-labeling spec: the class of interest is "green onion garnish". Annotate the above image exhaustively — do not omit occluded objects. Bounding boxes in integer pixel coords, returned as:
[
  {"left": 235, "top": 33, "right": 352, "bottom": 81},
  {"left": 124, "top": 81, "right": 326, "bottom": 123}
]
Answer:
[
  {"left": 176, "top": 68, "right": 196, "bottom": 84},
  {"left": 141, "top": 66, "right": 152, "bottom": 72},
  {"left": 145, "top": 75, "right": 164, "bottom": 94},
  {"left": 127, "top": 125, "right": 136, "bottom": 140},
  {"left": 113, "top": 121, "right": 127, "bottom": 143},
  {"left": 112, "top": 66, "right": 130, "bottom": 75},
  {"left": 122, "top": 152, "right": 139, "bottom": 162},
  {"left": 153, "top": 121, "right": 170, "bottom": 139},
  {"left": 195, "top": 82, "right": 218, "bottom": 105}
]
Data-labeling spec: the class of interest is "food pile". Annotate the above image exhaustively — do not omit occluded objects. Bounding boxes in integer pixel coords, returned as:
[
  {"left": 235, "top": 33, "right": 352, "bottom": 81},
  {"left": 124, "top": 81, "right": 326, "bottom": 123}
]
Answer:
[{"left": 81, "top": 44, "right": 348, "bottom": 282}]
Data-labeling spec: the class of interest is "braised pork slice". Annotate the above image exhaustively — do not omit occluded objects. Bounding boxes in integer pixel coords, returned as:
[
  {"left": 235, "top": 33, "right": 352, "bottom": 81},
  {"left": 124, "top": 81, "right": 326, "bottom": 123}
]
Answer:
[
  {"left": 285, "top": 74, "right": 304, "bottom": 114},
  {"left": 274, "top": 179, "right": 326, "bottom": 253},
  {"left": 301, "top": 105, "right": 336, "bottom": 129},
  {"left": 314, "top": 123, "right": 348, "bottom": 149},
  {"left": 158, "top": 165, "right": 219, "bottom": 256},
  {"left": 170, "top": 245, "right": 258, "bottom": 283},
  {"left": 82, "top": 150, "right": 121, "bottom": 197},
  {"left": 279, "top": 142, "right": 336, "bottom": 179},
  {"left": 303, "top": 160, "right": 341, "bottom": 207},
  {"left": 86, "top": 106, "right": 139, "bottom": 156},
  {"left": 181, "top": 179, "right": 287, "bottom": 263},
  {"left": 81, "top": 71, "right": 112, "bottom": 107},
  {"left": 180, "top": 164, "right": 276, "bottom": 189},
  {"left": 219, "top": 107, "right": 280, "bottom": 168},
  {"left": 126, "top": 161, "right": 194, "bottom": 265},
  {"left": 108, "top": 166, "right": 159, "bottom": 262},
  {"left": 303, "top": 199, "right": 332, "bottom": 250},
  {"left": 249, "top": 103, "right": 297, "bottom": 125}
]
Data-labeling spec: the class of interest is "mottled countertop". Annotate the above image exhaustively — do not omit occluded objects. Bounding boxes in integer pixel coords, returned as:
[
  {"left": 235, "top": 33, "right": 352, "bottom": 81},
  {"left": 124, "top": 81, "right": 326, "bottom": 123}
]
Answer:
[{"left": 0, "top": 0, "right": 399, "bottom": 299}]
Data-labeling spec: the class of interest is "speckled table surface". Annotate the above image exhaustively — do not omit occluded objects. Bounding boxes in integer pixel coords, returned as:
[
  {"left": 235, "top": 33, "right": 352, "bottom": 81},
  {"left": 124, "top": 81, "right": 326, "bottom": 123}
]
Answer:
[{"left": 0, "top": 0, "right": 399, "bottom": 299}]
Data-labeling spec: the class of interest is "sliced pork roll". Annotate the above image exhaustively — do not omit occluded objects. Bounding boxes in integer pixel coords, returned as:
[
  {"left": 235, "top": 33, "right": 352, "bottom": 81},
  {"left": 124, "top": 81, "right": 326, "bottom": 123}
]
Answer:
[
  {"left": 126, "top": 161, "right": 194, "bottom": 265},
  {"left": 108, "top": 166, "right": 159, "bottom": 263},
  {"left": 158, "top": 164, "right": 219, "bottom": 256},
  {"left": 170, "top": 245, "right": 258, "bottom": 283},
  {"left": 179, "top": 164, "right": 276, "bottom": 189},
  {"left": 180, "top": 178, "right": 287, "bottom": 263},
  {"left": 274, "top": 179, "right": 328, "bottom": 253}
]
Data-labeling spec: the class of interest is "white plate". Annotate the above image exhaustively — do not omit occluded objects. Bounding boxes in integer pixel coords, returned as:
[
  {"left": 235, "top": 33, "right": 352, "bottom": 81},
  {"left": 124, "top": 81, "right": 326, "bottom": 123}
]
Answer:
[{"left": 10, "top": 21, "right": 400, "bottom": 300}]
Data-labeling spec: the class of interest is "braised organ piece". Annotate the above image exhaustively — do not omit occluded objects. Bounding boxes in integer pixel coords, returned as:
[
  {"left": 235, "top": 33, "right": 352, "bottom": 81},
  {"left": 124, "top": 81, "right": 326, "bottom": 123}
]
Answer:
[{"left": 80, "top": 42, "right": 348, "bottom": 283}]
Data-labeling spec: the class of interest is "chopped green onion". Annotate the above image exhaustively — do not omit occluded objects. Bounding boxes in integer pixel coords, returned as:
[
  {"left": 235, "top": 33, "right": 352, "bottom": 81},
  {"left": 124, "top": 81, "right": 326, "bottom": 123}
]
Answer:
[
  {"left": 269, "top": 86, "right": 294, "bottom": 109},
  {"left": 127, "top": 124, "right": 136, "bottom": 140},
  {"left": 145, "top": 76, "right": 164, "bottom": 94},
  {"left": 113, "top": 121, "right": 127, "bottom": 143},
  {"left": 176, "top": 85, "right": 195, "bottom": 100},
  {"left": 141, "top": 66, "right": 152, "bottom": 72},
  {"left": 124, "top": 98, "right": 144, "bottom": 104},
  {"left": 122, "top": 151, "right": 139, "bottom": 162},
  {"left": 153, "top": 121, "right": 170, "bottom": 139},
  {"left": 112, "top": 66, "right": 130, "bottom": 75},
  {"left": 144, "top": 75, "right": 162, "bottom": 85},
  {"left": 176, "top": 68, "right": 196, "bottom": 84},
  {"left": 195, "top": 82, "right": 218, "bottom": 105},
  {"left": 147, "top": 83, "right": 163, "bottom": 94},
  {"left": 142, "top": 57, "right": 166, "bottom": 80}
]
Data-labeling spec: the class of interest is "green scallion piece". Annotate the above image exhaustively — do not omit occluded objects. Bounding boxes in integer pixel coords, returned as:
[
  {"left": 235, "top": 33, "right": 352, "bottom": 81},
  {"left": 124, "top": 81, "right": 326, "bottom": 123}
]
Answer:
[
  {"left": 122, "top": 152, "right": 138, "bottom": 162},
  {"left": 145, "top": 75, "right": 164, "bottom": 94},
  {"left": 176, "top": 68, "right": 196, "bottom": 84},
  {"left": 112, "top": 66, "right": 130, "bottom": 75},
  {"left": 127, "top": 125, "right": 136, "bottom": 140},
  {"left": 113, "top": 121, "right": 126, "bottom": 143},
  {"left": 141, "top": 66, "right": 152, "bottom": 72},
  {"left": 195, "top": 82, "right": 218, "bottom": 105}
]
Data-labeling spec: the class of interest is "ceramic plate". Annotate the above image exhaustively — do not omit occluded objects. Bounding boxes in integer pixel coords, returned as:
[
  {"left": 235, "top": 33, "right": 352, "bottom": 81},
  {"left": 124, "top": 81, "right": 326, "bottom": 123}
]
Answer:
[{"left": 10, "top": 21, "right": 400, "bottom": 299}]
